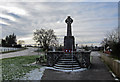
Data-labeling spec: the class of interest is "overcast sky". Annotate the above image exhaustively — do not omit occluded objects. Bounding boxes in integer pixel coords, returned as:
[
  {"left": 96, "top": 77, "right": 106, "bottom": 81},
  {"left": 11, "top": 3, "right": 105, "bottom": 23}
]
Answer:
[{"left": 0, "top": 0, "right": 119, "bottom": 46}]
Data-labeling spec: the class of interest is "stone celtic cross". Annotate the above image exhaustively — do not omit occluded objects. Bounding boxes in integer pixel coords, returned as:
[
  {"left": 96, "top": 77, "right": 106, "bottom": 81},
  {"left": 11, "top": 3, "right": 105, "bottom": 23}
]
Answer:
[{"left": 65, "top": 16, "right": 73, "bottom": 36}]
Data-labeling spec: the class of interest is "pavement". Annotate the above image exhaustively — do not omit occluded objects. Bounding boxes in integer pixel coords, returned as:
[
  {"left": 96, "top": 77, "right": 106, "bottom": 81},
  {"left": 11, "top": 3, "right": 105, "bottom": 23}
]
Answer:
[
  {"left": 0, "top": 47, "right": 44, "bottom": 59},
  {"left": 41, "top": 52, "right": 115, "bottom": 80}
]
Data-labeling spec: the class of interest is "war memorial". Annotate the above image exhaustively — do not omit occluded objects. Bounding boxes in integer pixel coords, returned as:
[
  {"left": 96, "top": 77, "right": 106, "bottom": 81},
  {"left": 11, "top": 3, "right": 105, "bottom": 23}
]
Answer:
[{"left": 46, "top": 16, "right": 91, "bottom": 70}]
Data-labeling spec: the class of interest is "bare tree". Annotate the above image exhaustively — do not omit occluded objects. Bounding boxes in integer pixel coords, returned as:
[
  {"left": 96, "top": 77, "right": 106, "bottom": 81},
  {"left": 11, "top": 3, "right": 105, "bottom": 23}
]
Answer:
[
  {"left": 33, "top": 29, "right": 57, "bottom": 51},
  {"left": 101, "top": 29, "right": 119, "bottom": 46},
  {"left": 50, "top": 39, "right": 59, "bottom": 47},
  {"left": 106, "top": 29, "right": 119, "bottom": 43},
  {"left": 101, "top": 28, "right": 120, "bottom": 58}
]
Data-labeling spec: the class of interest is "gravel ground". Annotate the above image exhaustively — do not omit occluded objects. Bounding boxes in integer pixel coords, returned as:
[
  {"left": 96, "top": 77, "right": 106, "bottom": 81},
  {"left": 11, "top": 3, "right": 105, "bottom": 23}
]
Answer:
[{"left": 1, "top": 47, "right": 44, "bottom": 59}]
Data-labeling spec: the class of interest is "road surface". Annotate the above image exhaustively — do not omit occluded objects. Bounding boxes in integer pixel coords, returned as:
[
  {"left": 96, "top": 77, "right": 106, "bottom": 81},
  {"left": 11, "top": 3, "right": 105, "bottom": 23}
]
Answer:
[{"left": 0, "top": 47, "right": 43, "bottom": 59}]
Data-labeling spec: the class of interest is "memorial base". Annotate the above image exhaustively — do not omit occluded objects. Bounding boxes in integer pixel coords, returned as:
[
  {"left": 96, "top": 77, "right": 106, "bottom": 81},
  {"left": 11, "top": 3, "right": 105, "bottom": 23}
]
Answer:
[{"left": 64, "top": 36, "right": 75, "bottom": 52}]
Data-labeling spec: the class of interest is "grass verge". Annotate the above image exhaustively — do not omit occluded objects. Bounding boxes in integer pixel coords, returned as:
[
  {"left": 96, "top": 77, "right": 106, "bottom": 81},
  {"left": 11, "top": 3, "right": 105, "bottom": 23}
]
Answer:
[{"left": 1, "top": 55, "right": 42, "bottom": 80}]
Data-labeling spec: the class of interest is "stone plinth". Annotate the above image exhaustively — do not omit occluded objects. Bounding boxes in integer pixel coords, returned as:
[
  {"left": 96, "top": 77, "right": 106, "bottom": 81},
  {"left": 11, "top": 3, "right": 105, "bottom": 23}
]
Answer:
[{"left": 64, "top": 36, "right": 75, "bottom": 51}]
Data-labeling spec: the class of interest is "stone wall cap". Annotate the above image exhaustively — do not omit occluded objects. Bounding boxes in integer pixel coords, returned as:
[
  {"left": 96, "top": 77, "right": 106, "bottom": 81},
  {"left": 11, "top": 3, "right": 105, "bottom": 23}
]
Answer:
[{"left": 114, "top": 60, "right": 120, "bottom": 63}]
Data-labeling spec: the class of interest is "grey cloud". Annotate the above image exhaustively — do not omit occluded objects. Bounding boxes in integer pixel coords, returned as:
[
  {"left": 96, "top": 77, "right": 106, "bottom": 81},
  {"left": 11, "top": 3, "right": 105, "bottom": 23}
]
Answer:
[
  {"left": 1, "top": 2, "right": 118, "bottom": 46},
  {"left": 0, "top": 0, "right": 119, "bottom": 2}
]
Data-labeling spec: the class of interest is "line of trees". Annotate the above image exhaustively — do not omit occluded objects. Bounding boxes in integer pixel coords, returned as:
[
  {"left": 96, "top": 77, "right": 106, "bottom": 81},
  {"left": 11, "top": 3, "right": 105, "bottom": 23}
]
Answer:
[{"left": 1, "top": 33, "right": 21, "bottom": 48}]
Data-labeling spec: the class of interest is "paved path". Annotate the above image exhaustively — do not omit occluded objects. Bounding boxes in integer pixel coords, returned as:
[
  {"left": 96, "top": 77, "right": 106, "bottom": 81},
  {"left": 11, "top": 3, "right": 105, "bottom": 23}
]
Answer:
[
  {"left": 41, "top": 52, "right": 115, "bottom": 80},
  {"left": 0, "top": 47, "right": 43, "bottom": 59}
]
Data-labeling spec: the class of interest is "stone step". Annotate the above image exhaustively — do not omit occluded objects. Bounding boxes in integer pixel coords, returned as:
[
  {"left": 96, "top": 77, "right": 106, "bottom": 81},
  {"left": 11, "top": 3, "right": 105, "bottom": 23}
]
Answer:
[
  {"left": 64, "top": 54, "right": 73, "bottom": 55},
  {"left": 61, "top": 57, "right": 75, "bottom": 60},
  {"left": 63, "top": 54, "right": 73, "bottom": 56},
  {"left": 56, "top": 62, "right": 79, "bottom": 65},
  {"left": 59, "top": 59, "right": 75, "bottom": 61},
  {"left": 53, "top": 54, "right": 80, "bottom": 70},
  {"left": 58, "top": 61, "right": 77, "bottom": 63},
  {"left": 54, "top": 66, "right": 81, "bottom": 70},
  {"left": 55, "top": 64, "right": 79, "bottom": 67},
  {"left": 63, "top": 56, "right": 72, "bottom": 57}
]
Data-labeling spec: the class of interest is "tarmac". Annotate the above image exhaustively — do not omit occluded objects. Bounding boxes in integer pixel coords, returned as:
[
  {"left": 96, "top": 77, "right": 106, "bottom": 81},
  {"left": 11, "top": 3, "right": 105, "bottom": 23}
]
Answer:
[{"left": 41, "top": 52, "right": 116, "bottom": 80}]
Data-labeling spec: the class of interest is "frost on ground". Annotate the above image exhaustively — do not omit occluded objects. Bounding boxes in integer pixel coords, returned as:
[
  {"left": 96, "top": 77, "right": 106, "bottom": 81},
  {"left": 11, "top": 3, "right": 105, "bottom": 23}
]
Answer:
[
  {"left": 16, "top": 66, "right": 87, "bottom": 80},
  {"left": 46, "top": 67, "right": 87, "bottom": 72},
  {"left": 19, "top": 67, "right": 46, "bottom": 80}
]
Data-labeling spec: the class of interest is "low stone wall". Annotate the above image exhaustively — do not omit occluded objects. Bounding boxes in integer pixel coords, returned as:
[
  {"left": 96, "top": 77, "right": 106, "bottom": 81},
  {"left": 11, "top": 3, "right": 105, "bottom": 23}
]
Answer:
[
  {"left": 46, "top": 51, "right": 64, "bottom": 66},
  {"left": 100, "top": 53, "right": 120, "bottom": 78},
  {"left": 46, "top": 51, "right": 91, "bottom": 68},
  {"left": 73, "top": 51, "right": 91, "bottom": 68}
]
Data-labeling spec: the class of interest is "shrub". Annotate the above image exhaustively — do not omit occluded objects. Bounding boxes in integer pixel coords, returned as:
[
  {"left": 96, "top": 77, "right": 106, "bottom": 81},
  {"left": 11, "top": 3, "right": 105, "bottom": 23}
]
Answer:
[{"left": 110, "top": 42, "right": 120, "bottom": 59}]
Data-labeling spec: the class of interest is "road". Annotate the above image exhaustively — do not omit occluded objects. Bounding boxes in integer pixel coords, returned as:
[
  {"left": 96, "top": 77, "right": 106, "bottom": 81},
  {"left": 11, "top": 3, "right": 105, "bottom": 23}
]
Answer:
[
  {"left": 0, "top": 47, "right": 43, "bottom": 59},
  {"left": 41, "top": 51, "right": 115, "bottom": 80}
]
